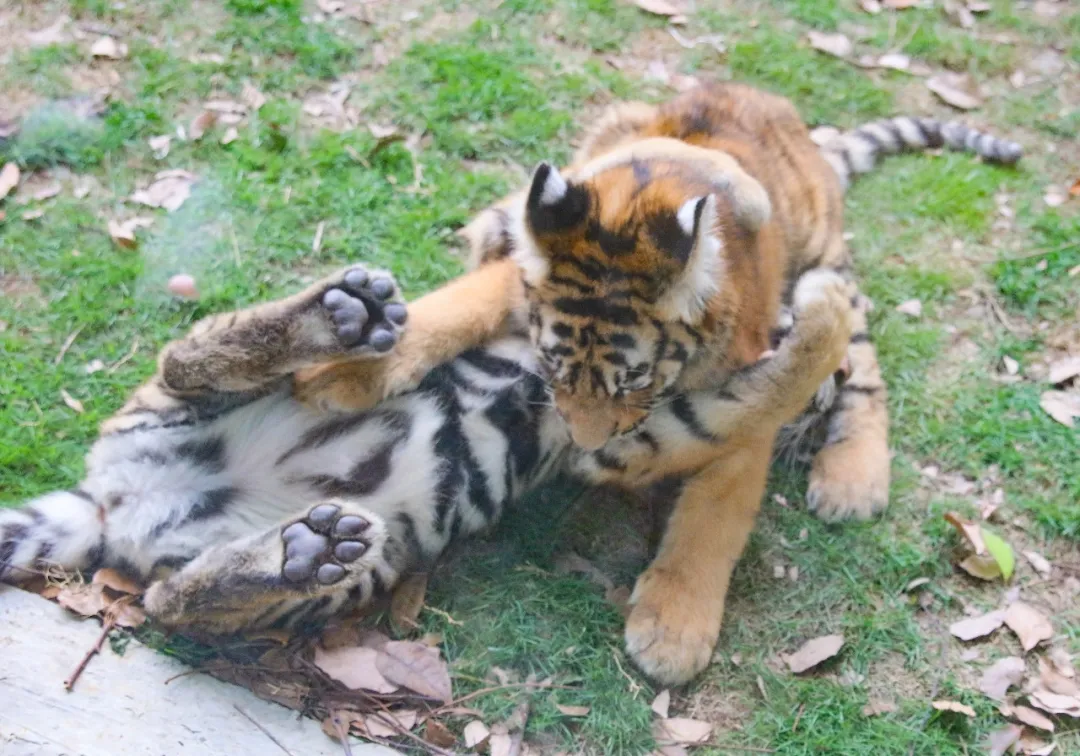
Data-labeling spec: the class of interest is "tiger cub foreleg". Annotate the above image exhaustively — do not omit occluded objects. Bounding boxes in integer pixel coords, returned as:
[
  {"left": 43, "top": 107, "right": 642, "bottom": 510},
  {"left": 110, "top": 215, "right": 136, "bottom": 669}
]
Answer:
[
  {"left": 804, "top": 289, "right": 890, "bottom": 521},
  {"left": 143, "top": 498, "right": 400, "bottom": 634},
  {"left": 157, "top": 265, "right": 407, "bottom": 396}
]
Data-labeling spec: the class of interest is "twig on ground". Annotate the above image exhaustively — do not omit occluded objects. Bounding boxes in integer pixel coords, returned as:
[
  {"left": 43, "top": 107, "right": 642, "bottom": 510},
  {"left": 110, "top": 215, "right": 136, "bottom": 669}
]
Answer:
[
  {"left": 233, "top": 704, "right": 295, "bottom": 756},
  {"left": 328, "top": 710, "right": 354, "bottom": 756},
  {"left": 422, "top": 605, "right": 463, "bottom": 626},
  {"left": 611, "top": 647, "right": 642, "bottom": 698},
  {"left": 791, "top": 702, "right": 805, "bottom": 733},
  {"left": 709, "top": 746, "right": 775, "bottom": 754},
  {"left": 107, "top": 337, "right": 140, "bottom": 373},
  {"left": 432, "top": 680, "right": 571, "bottom": 714},
  {"left": 54, "top": 325, "right": 84, "bottom": 365},
  {"left": 65, "top": 615, "right": 116, "bottom": 691}
]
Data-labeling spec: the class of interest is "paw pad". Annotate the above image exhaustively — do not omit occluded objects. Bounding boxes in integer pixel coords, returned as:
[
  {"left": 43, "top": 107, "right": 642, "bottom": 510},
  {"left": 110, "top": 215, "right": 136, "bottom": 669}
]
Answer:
[
  {"left": 321, "top": 265, "right": 406, "bottom": 352},
  {"left": 281, "top": 505, "right": 371, "bottom": 586}
]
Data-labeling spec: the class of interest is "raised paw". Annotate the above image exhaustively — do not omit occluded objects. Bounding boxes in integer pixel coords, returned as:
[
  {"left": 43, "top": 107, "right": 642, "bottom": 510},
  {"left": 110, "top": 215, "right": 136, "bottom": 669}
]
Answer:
[
  {"left": 319, "top": 265, "right": 407, "bottom": 355},
  {"left": 623, "top": 566, "right": 722, "bottom": 686},
  {"left": 281, "top": 503, "right": 374, "bottom": 588}
]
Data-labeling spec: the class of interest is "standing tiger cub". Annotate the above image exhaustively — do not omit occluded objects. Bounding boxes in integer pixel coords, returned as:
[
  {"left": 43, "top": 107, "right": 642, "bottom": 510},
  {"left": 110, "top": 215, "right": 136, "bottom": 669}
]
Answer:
[{"left": 298, "top": 82, "right": 1021, "bottom": 683}]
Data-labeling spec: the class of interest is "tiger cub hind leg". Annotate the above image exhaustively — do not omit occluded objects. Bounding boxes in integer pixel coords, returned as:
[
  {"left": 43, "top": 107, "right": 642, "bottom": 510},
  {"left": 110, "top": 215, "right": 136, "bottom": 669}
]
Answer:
[
  {"left": 143, "top": 499, "right": 396, "bottom": 635},
  {"left": 804, "top": 287, "right": 890, "bottom": 522}
]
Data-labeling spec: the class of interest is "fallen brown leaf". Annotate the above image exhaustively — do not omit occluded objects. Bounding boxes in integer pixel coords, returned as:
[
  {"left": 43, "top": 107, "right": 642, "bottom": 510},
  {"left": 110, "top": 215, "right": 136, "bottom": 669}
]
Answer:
[
  {"left": 859, "top": 0, "right": 882, "bottom": 12},
  {"left": 783, "top": 634, "right": 844, "bottom": 674},
  {"left": 979, "top": 656, "right": 1025, "bottom": 700},
  {"left": 424, "top": 719, "right": 456, "bottom": 748},
  {"left": 92, "top": 568, "right": 142, "bottom": 595},
  {"left": 987, "top": 724, "right": 1024, "bottom": 756},
  {"left": 321, "top": 711, "right": 360, "bottom": 742},
  {"left": 90, "top": 36, "right": 127, "bottom": 59},
  {"left": 363, "top": 709, "right": 417, "bottom": 738},
  {"left": 108, "top": 216, "right": 154, "bottom": 250},
  {"left": 651, "top": 689, "right": 671, "bottom": 718},
  {"left": 0, "top": 163, "right": 20, "bottom": 201},
  {"left": 1039, "top": 658, "right": 1080, "bottom": 696},
  {"left": 1048, "top": 647, "right": 1075, "bottom": 679},
  {"left": 1005, "top": 602, "right": 1054, "bottom": 651},
  {"left": 1017, "top": 734, "right": 1057, "bottom": 756},
  {"left": 950, "top": 609, "right": 1006, "bottom": 641},
  {"left": 959, "top": 552, "right": 1002, "bottom": 581},
  {"left": 189, "top": 111, "right": 217, "bottom": 141},
  {"left": 555, "top": 704, "right": 590, "bottom": 717},
  {"left": 131, "top": 170, "right": 197, "bottom": 212},
  {"left": 895, "top": 299, "right": 923, "bottom": 318},
  {"left": 27, "top": 16, "right": 69, "bottom": 46},
  {"left": 927, "top": 72, "right": 983, "bottom": 110},
  {"left": 60, "top": 388, "right": 85, "bottom": 414},
  {"left": 1023, "top": 550, "right": 1052, "bottom": 578},
  {"left": 313, "top": 645, "right": 398, "bottom": 693},
  {"left": 221, "top": 127, "right": 239, "bottom": 145},
  {"left": 634, "top": 0, "right": 681, "bottom": 16},
  {"left": 32, "top": 183, "right": 61, "bottom": 201},
  {"left": 1043, "top": 186, "right": 1067, "bottom": 208},
  {"left": 107, "top": 599, "right": 147, "bottom": 628},
  {"left": 944, "top": 0, "right": 975, "bottom": 28},
  {"left": 1048, "top": 356, "right": 1080, "bottom": 386},
  {"left": 242, "top": 82, "right": 267, "bottom": 112},
  {"left": 1028, "top": 688, "right": 1080, "bottom": 717},
  {"left": 390, "top": 572, "right": 428, "bottom": 628},
  {"left": 488, "top": 732, "right": 514, "bottom": 756},
  {"left": 22, "top": 208, "right": 44, "bottom": 221},
  {"left": 375, "top": 640, "right": 453, "bottom": 703},
  {"left": 883, "top": 0, "right": 917, "bottom": 7},
  {"left": 1001, "top": 703, "right": 1055, "bottom": 732},
  {"left": 932, "top": 700, "right": 976, "bottom": 717},
  {"left": 149, "top": 134, "right": 171, "bottom": 158},
  {"left": 807, "top": 31, "right": 853, "bottom": 58},
  {"left": 463, "top": 720, "right": 491, "bottom": 748},
  {"left": 945, "top": 511, "right": 987, "bottom": 554},
  {"left": 652, "top": 717, "right": 712, "bottom": 745},
  {"left": 56, "top": 583, "right": 108, "bottom": 616}
]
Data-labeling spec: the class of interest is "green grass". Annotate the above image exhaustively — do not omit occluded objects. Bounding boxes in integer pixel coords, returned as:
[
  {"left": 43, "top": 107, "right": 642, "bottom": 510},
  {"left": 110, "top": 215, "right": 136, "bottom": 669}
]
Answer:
[{"left": 2, "top": 0, "right": 1079, "bottom": 753}]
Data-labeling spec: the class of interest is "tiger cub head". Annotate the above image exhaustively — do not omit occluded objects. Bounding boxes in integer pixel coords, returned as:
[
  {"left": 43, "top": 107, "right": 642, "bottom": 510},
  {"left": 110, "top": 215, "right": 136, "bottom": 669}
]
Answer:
[{"left": 514, "top": 160, "right": 731, "bottom": 450}]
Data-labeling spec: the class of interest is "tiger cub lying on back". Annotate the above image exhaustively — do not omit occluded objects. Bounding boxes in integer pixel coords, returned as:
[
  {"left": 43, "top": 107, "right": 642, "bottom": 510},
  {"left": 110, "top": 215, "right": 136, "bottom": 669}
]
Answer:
[
  {"left": 1, "top": 262, "right": 854, "bottom": 637},
  {"left": 296, "top": 82, "right": 1022, "bottom": 683}
]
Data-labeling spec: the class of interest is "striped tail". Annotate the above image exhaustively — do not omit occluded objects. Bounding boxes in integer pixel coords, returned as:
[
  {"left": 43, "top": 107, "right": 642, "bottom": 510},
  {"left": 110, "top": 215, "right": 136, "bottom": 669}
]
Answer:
[
  {"left": 0, "top": 491, "right": 104, "bottom": 584},
  {"left": 815, "top": 117, "right": 1023, "bottom": 191}
]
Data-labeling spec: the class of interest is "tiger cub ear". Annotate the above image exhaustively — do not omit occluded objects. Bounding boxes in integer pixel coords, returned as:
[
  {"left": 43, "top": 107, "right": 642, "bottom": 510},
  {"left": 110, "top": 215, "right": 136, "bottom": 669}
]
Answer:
[
  {"left": 515, "top": 162, "right": 590, "bottom": 285},
  {"left": 656, "top": 194, "right": 724, "bottom": 324}
]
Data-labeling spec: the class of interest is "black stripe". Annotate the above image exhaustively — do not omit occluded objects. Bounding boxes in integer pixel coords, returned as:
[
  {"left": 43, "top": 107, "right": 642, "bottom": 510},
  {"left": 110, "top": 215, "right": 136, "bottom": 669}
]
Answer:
[
  {"left": 585, "top": 219, "right": 636, "bottom": 257},
  {"left": 278, "top": 410, "right": 409, "bottom": 465},
  {"left": 175, "top": 436, "right": 226, "bottom": 474},
  {"left": 609, "top": 332, "right": 636, "bottom": 349},
  {"left": 636, "top": 430, "right": 661, "bottom": 453},
  {"left": 552, "top": 297, "right": 640, "bottom": 326},
  {"left": 459, "top": 349, "right": 526, "bottom": 378},
  {"left": 302, "top": 442, "right": 397, "bottom": 499},
  {"left": 548, "top": 274, "right": 595, "bottom": 295},
  {"left": 918, "top": 118, "right": 944, "bottom": 148},
  {"left": 151, "top": 554, "right": 193, "bottom": 575},
  {"left": 669, "top": 395, "right": 715, "bottom": 441},
  {"left": 188, "top": 486, "right": 238, "bottom": 521},
  {"left": 850, "top": 332, "right": 871, "bottom": 344},
  {"left": 840, "top": 383, "right": 883, "bottom": 396},
  {"left": 395, "top": 512, "right": 427, "bottom": 561},
  {"left": 592, "top": 450, "right": 627, "bottom": 471},
  {"left": 0, "top": 524, "right": 29, "bottom": 571}
]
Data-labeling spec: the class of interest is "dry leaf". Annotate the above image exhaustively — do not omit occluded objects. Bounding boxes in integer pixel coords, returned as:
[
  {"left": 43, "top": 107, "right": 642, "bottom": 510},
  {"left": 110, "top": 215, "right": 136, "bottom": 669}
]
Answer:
[
  {"left": 652, "top": 717, "right": 712, "bottom": 745},
  {"left": 651, "top": 689, "right": 671, "bottom": 718},
  {"left": 390, "top": 573, "right": 428, "bottom": 628},
  {"left": 363, "top": 710, "right": 417, "bottom": 738},
  {"left": 634, "top": 0, "right": 681, "bottom": 16},
  {"left": 1023, "top": 551, "right": 1052, "bottom": 577},
  {"left": 90, "top": 36, "right": 127, "bottom": 59},
  {"left": 131, "top": 170, "right": 197, "bottom": 212},
  {"left": 1039, "top": 658, "right": 1080, "bottom": 696},
  {"left": 979, "top": 656, "right": 1025, "bottom": 700},
  {"left": 108, "top": 599, "right": 147, "bottom": 628},
  {"left": 167, "top": 274, "right": 199, "bottom": 299},
  {"left": 932, "top": 700, "right": 976, "bottom": 717},
  {"left": 488, "top": 732, "right": 514, "bottom": 756},
  {"left": 1018, "top": 735, "right": 1057, "bottom": 756},
  {"left": 1048, "top": 357, "right": 1080, "bottom": 386},
  {"left": 22, "top": 208, "right": 44, "bottom": 221},
  {"left": 862, "top": 699, "right": 898, "bottom": 717},
  {"left": 895, "top": 299, "right": 923, "bottom": 317},
  {"left": 883, "top": 0, "right": 917, "bottom": 7},
  {"left": 221, "top": 127, "right": 239, "bottom": 145},
  {"left": 944, "top": 0, "right": 975, "bottom": 28},
  {"left": 314, "top": 645, "right": 399, "bottom": 693},
  {"left": 959, "top": 552, "right": 1002, "bottom": 581},
  {"left": 987, "top": 724, "right": 1024, "bottom": 756},
  {"left": 1028, "top": 688, "right": 1080, "bottom": 717},
  {"left": 555, "top": 704, "right": 590, "bottom": 717},
  {"left": 60, "top": 389, "right": 85, "bottom": 414},
  {"left": 376, "top": 640, "right": 453, "bottom": 703},
  {"left": 1001, "top": 704, "right": 1055, "bottom": 732},
  {"left": 944, "top": 512, "right": 987, "bottom": 554},
  {"left": 1002, "top": 355, "right": 1020, "bottom": 376},
  {"left": 807, "top": 31, "right": 853, "bottom": 58},
  {"left": 242, "top": 83, "right": 267, "bottom": 112},
  {"left": 108, "top": 216, "right": 154, "bottom": 250},
  {"left": 189, "top": 111, "right": 217, "bottom": 141},
  {"left": 149, "top": 134, "right": 172, "bottom": 158},
  {"left": 1049, "top": 647, "right": 1075, "bottom": 679},
  {"left": 927, "top": 72, "right": 983, "bottom": 110},
  {"left": 783, "top": 634, "right": 844, "bottom": 674},
  {"left": 463, "top": 720, "right": 491, "bottom": 748},
  {"left": 1044, "top": 186, "right": 1067, "bottom": 208},
  {"left": 27, "top": 16, "right": 69, "bottom": 46},
  {"left": 950, "top": 609, "right": 1006, "bottom": 641},
  {"left": 85, "top": 359, "right": 105, "bottom": 374},
  {"left": 424, "top": 719, "right": 456, "bottom": 748},
  {"left": 0, "top": 163, "right": 20, "bottom": 201},
  {"left": 859, "top": 0, "right": 882, "bottom": 12},
  {"left": 32, "top": 183, "right": 61, "bottom": 201},
  {"left": 1005, "top": 602, "right": 1054, "bottom": 651},
  {"left": 92, "top": 568, "right": 142, "bottom": 595},
  {"left": 56, "top": 583, "right": 107, "bottom": 616}
]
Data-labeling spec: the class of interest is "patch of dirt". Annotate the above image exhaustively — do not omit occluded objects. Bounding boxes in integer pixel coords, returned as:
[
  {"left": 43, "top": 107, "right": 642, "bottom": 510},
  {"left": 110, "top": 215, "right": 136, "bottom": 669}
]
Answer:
[
  {"left": 683, "top": 684, "right": 753, "bottom": 733},
  {"left": 0, "top": 274, "right": 44, "bottom": 307}
]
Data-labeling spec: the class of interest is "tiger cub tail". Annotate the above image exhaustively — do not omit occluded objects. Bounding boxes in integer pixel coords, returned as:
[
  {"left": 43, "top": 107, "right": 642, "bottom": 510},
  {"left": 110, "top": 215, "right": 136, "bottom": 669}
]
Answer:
[
  {"left": 817, "top": 117, "right": 1023, "bottom": 191},
  {"left": 0, "top": 491, "right": 104, "bottom": 584}
]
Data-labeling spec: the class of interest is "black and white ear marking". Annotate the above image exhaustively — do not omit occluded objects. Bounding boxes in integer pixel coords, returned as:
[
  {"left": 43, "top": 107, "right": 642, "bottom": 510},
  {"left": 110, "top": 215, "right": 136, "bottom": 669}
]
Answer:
[
  {"left": 657, "top": 193, "right": 724, "bottom": 323},
  {"left": 525, "top": 161, "right": 589, "bottom": 235}
]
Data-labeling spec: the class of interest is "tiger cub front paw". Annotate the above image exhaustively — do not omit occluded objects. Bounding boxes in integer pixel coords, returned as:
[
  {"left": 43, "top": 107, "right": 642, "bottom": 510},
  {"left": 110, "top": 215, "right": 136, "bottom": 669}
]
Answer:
[{"left": 318, "top": 265, "right": 407, "bottom": 356}]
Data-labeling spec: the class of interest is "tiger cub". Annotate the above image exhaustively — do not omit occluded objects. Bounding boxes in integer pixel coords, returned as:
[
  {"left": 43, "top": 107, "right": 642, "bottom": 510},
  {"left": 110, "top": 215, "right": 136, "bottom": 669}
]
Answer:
[
  {"left": 296, "top": 82, "right": 1021, "bottom": 683},
  {"left": 1, "top": 262, "right": 854, "bottom": 638}
]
